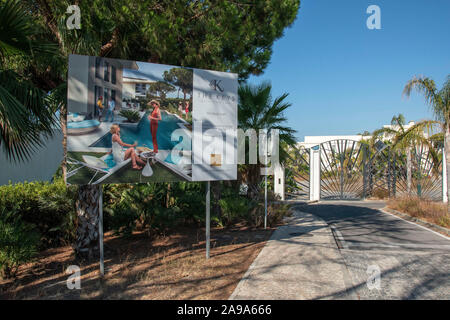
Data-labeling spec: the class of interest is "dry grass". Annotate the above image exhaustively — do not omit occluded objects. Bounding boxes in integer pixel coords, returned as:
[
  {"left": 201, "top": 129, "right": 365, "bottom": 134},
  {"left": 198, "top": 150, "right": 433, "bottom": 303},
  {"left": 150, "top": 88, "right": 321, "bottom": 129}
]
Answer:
[
  {"left": 387, "top": 196, "right": 450, "bottom": 228},
  {"left": 0, "top": 224, "right": 274, "bottom": 300},
  {"left": 369, "top": 188, "right": 390, "bottom": 200}
]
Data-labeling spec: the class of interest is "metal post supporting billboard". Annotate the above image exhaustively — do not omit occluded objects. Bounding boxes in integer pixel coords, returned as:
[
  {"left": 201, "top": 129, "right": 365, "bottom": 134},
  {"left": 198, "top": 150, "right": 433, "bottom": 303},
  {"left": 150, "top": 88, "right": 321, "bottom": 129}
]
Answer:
[
  {"left": 99, "top": 186, "right": 104, "bottom": 276},
  {"left": 206, "top": 181, "right": 211, "bottom": 259},
  {"left": 264, "top": 173, "right": 268, "bottom": 229},
  {"left": 264, "top": 130, "right": 268, "bottom": 230}
]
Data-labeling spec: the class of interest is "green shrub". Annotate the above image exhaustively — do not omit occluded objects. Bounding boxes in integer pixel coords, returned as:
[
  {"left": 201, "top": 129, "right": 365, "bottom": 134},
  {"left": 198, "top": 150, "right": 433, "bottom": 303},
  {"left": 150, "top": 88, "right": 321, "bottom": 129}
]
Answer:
[
  {"left": 119, "top": 109, "right": 140, "bottom": 123},
  {"left": 170, "top": 182, "right": 205, "bottom": 224},
  {"left": 105, "top": 182, "right": 206, "bottom": 237},
  {"left": 0, "top": 179, "right": 77, "bottom": 248},
  {"left": 106, "top": 201, "right": 139, "bottom": 237},
  {"left": 245, "top": 190, "right": 292, "bottom": 227},
  {"left": 0, "top": 207, "right": 40, "bottom": 279},
  {"left": 219, "top": 196, "right": 254, "bottom": 226}
]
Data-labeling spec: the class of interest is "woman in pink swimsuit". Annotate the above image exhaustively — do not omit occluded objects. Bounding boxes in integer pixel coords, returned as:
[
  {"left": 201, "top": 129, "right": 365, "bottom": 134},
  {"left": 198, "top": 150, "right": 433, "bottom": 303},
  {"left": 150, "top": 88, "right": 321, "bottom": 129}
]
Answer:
[
  {"left": 185, "top": 100, "right": 189, "bottom": 119},
  {"left": 147, "top": 100, "right": 162, "bottom": 153}
]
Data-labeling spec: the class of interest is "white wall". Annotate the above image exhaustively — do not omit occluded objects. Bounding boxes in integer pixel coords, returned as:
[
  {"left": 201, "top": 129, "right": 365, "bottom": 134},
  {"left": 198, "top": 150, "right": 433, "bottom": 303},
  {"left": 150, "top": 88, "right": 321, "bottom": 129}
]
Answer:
[
  {"left": 68, "top": 54, "right": 89, "bottom": 114},
  {"left": 122, "top": 82, "right": 135, "bottom": 100},
  {"left": 299, "top": 135, "right": 367, "bottom": 149},
  {"left": 0, "top": 130, "right": 63, "bottom": 185}
]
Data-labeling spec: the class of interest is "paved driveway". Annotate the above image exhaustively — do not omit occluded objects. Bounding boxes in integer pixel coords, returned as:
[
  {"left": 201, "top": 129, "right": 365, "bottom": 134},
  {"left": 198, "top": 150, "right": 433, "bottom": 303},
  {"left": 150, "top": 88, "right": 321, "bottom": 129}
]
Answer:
[{"left": 298, "top": 201, "right": 450, "bottom": 299}]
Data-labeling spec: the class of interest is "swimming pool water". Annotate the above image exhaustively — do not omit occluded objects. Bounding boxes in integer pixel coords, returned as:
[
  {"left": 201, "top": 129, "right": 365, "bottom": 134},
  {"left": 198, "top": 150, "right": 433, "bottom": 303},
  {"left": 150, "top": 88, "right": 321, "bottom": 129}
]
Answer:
[{"left": 91, "top": 112, "right": 189, "bottom": 152}]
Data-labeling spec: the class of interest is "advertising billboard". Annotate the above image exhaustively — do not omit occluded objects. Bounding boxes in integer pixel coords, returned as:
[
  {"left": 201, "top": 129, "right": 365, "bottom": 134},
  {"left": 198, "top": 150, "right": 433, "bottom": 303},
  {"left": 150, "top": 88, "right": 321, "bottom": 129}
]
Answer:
[{"left": 66, "top": 54, "right": 237, "bottom": 184}]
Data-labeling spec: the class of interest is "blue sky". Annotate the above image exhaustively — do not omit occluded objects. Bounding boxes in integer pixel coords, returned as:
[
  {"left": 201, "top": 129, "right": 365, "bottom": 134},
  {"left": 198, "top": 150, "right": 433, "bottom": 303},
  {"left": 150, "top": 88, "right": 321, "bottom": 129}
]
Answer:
[{"left": 249, "top": 0, "right": 450, "bottom": 141}]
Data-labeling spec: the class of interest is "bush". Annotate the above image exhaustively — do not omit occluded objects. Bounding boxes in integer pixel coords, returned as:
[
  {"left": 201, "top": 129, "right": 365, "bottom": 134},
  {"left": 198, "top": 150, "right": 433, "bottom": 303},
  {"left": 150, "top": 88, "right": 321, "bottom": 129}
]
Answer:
[
  {"left": 0, "top": 179, "right": 77, "bottom": 248},
  {"left": 245, "top": 190, "right": 292, "bottom": 227},
  {"left": 0, "top": 207, "right": 40, "bottom": 279},
  {"left": 218, "top": 196, "right": 254, "bottom": 226},
  {"left": 215, "top": 186, "right": 291, "bottom": 228},
  {"left": 170, "top": 182, "right": 205, "bottom": 225},
  {"left": 107, "top": 201, "right": 140, "bottom": 238},
  {"left": 105, "top": 183, "right": 201, "bottom": 237},
  {"left": 119, "top": 109, "right": 140, "bottom": 123}
]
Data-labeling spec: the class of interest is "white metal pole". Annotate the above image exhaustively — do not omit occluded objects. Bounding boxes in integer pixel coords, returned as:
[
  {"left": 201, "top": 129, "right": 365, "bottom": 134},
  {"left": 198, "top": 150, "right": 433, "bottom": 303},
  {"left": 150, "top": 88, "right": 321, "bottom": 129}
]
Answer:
[
  {"left": 206, "top": 181, "right": 211, "bottom": 259},
  {"left": 264, "top": 131, "right": 268, "bottom": 230},
  {"left": 99, "top": 186, "right": 104, "bottom": 276}
]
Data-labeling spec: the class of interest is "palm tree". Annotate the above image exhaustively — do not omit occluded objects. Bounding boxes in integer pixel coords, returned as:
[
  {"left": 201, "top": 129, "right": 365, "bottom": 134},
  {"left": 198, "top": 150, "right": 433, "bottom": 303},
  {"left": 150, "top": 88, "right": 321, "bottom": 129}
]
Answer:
[
  {"left": 0, "top": 1, "right": 59, "bottom": 162},
  {"left": 371, "top": 113, "right": 441, "bottom": 196},
  {"left": 238, "top": 82, "right": 297, "bottom": 199},
  {"left": 403, "top": 75, "right": 450, "bottom": 208},
  {"left": 0, "top": 1, "right": 109, "bottom": 259}
]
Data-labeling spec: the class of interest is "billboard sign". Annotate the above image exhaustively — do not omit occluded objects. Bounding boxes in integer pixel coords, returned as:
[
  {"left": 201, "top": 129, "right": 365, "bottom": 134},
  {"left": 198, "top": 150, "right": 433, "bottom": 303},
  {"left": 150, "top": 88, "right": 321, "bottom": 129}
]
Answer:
[{"left": 66, "top": 54, "right": 237, "bottom": 184}]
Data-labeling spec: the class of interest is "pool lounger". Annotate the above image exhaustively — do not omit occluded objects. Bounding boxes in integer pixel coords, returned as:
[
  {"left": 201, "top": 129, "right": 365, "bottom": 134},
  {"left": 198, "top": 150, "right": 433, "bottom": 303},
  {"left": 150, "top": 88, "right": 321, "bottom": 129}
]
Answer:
[
  {"left": 153, "top": 151, "right": 192, "bottom": 181},
  {"left": 67, "top": 154, "right": 131, "bottom": 184}
]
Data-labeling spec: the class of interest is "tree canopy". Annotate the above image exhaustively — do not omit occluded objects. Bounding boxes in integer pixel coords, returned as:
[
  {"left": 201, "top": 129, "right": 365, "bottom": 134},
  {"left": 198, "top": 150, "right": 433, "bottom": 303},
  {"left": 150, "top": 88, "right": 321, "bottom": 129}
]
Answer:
[
  {"left": 147, "top": 81, "right": 176, "bottom": 99},
  {"left": 163, "top": 68, "right": 193, "bottom": 100},
  {"left": 19, "top": 0, "right": 300, "bottom": 88},
  {"left": 0, "top": 1, "right": 59, "bottom": 161}
]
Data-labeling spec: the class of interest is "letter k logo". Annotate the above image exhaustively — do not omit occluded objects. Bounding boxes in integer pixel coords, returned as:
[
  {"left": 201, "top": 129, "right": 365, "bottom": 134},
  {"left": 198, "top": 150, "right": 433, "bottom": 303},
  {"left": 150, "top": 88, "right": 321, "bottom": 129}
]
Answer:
[{"left": 209, "top": 80, "right": 224, "bottom": 92}]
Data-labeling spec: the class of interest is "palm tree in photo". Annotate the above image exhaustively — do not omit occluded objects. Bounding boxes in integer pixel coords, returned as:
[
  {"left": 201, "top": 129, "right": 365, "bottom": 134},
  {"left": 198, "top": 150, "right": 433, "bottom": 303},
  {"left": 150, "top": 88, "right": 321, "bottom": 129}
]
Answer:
[
  {"left": 403, "top": 75, "right": 450, "bottom": 208},
  {"left": 238, "top": 82, "right": 297, "bottom": 199}
]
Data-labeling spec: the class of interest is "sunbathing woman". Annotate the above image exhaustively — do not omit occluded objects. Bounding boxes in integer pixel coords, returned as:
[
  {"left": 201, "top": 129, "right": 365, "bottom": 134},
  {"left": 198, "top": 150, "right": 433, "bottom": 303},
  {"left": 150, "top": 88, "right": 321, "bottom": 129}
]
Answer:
[{"left": 110, "top": 124, "right": 146, "bottom": 170}]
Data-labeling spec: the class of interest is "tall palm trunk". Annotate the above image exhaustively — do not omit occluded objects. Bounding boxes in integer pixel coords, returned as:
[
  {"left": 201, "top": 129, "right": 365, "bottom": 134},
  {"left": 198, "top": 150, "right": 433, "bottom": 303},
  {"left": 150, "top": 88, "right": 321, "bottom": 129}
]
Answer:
[
  {"left": 212, "top": 181, "right": 222, "bottom": 220},
  {"left": 406, "top": 147, "right": 412, "bottom": 194},
  {"left": 60, "top": 103, "right": 67, "bottom": 182},
  {"left": 74, "top": 184, "right": 101, "bottom": 259},
  {"left": 445, "top": 125, "right": 450, "bottom": 213},
  {"left": 246, "top": 164, "right": 262, "bottom": 199}
]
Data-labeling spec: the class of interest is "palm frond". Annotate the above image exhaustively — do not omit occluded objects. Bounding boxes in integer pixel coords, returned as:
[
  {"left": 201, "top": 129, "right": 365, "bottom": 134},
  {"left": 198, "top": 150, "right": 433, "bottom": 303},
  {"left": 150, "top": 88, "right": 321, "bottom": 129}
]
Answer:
[
  {"left": 403, "top": 76, "right": 445, "bottom": 121},
  {"left": 0, "top": 70, "right": 57, "bottom": 162},
  {"left": 238, "top": 82, "right": 297, "bottom": 167},
  {"left": 0, "top": 0, "right": 57, "bottom": 61}
]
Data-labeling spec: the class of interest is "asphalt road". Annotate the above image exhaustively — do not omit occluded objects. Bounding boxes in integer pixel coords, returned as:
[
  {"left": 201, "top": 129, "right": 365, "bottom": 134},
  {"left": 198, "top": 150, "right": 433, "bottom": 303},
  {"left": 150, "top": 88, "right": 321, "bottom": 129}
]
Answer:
[{"left": 297, "top": 200, "right": 450, "bottom": 299}]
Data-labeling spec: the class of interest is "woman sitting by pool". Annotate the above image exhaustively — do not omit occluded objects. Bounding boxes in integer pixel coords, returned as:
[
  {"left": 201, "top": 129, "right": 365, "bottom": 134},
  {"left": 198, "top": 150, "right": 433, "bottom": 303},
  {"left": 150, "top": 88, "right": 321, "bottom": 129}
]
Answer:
[
  {"left": 147, "top": 99, "right": 162, "bottom": 153},
  {"left": 110, "top": 124, "right": 146, "bottom": 170}
]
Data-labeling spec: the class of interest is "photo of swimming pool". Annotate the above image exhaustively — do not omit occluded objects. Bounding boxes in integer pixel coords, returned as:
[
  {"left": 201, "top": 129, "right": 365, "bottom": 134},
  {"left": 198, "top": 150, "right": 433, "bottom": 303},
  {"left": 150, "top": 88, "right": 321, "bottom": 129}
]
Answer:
[
  {"left": 90, "top": 112, "right": 190, "bottom": 155},
  {"left": 66, "top": 55, "right": 236, "bottom": 185}
]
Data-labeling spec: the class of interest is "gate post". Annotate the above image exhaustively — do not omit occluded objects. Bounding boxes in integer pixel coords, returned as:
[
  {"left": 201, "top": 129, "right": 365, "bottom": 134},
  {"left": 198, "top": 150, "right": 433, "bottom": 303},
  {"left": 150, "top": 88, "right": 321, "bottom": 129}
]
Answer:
[
  {"left": 340, "top": 152, "right": 344, "bottom": 199},
  {"left": 309, "top": 145, "right": 321, "bottom": 201},
  {"left": 274, "top": 163, "right": 285, "bottom": 201}
]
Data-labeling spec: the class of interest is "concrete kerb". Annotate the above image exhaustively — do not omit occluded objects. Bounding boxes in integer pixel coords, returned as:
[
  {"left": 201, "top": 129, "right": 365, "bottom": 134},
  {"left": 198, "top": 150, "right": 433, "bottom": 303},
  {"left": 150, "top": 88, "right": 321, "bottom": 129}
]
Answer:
[{"left": 271, "top": 199, "right": 319, "bottom": 205}]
